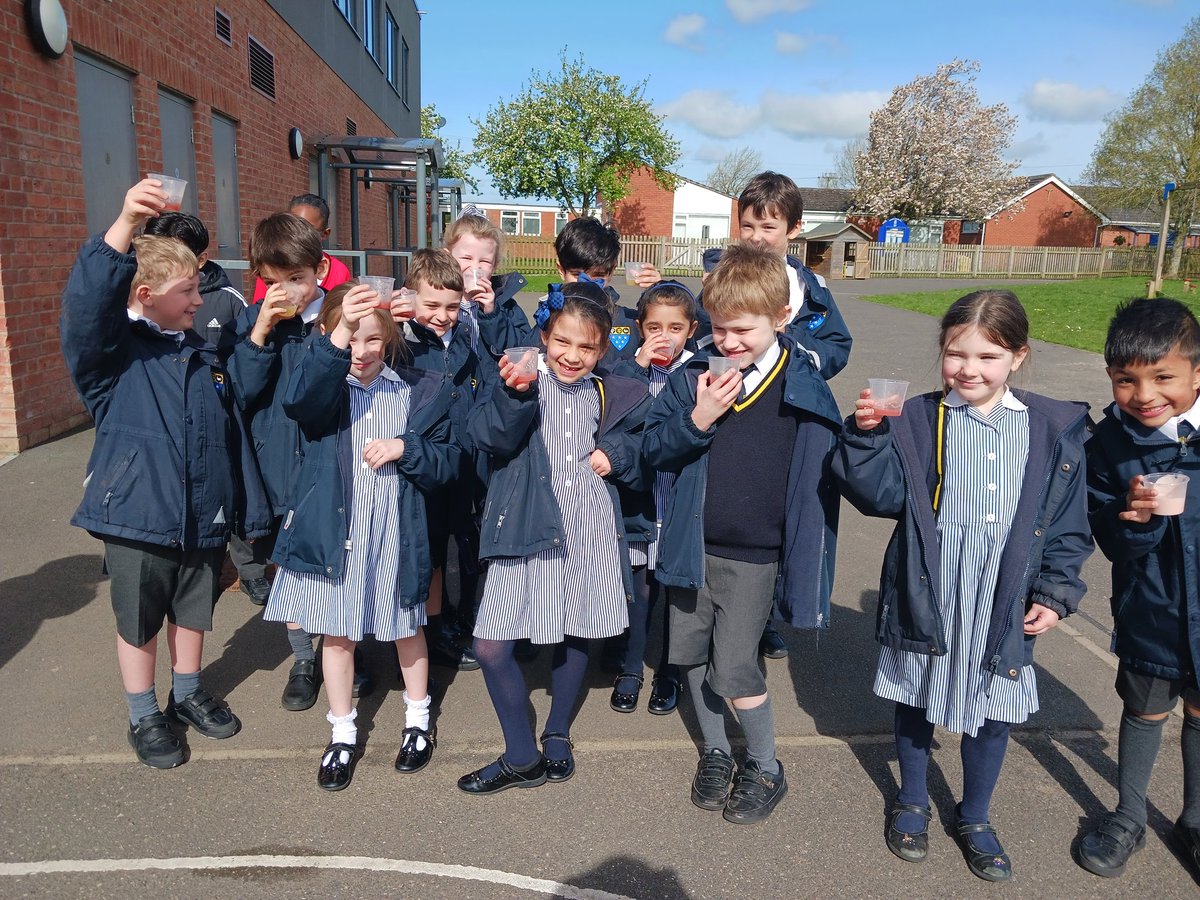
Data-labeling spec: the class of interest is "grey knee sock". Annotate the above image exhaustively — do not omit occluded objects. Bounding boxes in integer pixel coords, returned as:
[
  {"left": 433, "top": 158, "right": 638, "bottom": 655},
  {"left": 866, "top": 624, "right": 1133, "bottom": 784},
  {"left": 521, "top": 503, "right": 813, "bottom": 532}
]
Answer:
[
  {"left": 684, "top": 664, "right": 731, "bottom": 755},
  {"left": 287, "top": 627, "right": 315, "bottom": 662},
  {"left": 1115, "top": 711, "right": 1166, "bottom": 828},
  {"left": 1182, "top": 712, "right": 1200, "bottom": 827},
  {"left": 126, "top": 687, "right": 159, "bottom": 726},
  {"left": 172, "top": 669, "right": 201, "bottom": 701},
  {"left": 736, "top": 696, "right": 780, "bottom": 776}
]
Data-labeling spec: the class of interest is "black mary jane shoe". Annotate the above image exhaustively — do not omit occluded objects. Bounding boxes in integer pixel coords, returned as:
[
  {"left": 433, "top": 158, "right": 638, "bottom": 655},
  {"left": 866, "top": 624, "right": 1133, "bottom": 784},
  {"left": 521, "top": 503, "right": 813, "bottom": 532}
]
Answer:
[
  {"left": 540, "top": 732, "right": 575, "bottom": 783},
  {"left": 609, "top": 673, "right": 643, "bottom": 713},
  {"left": 457, "top": 755, "right": 547, "bottom": 795},
  {"left": 956, "top": 817, "right": 1013, "bottom": 882},
  {"left": 317, "top": 741, "right": 359, "bottom": 792},
  {"left": 885, "top": 802, "right": 932, "bottom": 863},
  {"left": 393, "top": 725, "right": 436, "bottom": 774},
  {"left": 647, "top": 674, "right": 680, "bottom": 715}
]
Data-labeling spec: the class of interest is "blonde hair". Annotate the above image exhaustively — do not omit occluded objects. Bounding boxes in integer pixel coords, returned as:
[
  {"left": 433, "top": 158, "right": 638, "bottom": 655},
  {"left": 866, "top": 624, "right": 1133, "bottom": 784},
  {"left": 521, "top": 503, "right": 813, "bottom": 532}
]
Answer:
[
  {"left": 407, "top": 248, "right": 464, "bottom": 292},
  {"left": 443, "top": 213, "right": 503, "bottom": 265},
  {"left": 131, "top": 235, "right": 198, "bottom": 293},
  {"left": 703, "top": 242, "right": 789, "bottom": 319}
]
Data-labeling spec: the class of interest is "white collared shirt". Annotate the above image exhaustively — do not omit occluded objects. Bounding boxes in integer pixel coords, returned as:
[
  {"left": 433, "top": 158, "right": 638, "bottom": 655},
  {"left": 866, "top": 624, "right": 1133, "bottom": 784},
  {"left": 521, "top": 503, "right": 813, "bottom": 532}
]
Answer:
[
  {"left": 1154, "top": 392, "right": 1200, "bottom": 442},
  {"left": 943, "top": 387, "right": 1028, "bottom": 412},
  {"left": 127, "top": 308, "right": 185, "bottom": 340},
  {"left": 300, "top": 288, "right": 326, "bottom": 325},
  {"left": 739, "top": 340, "right": 782, "bottom": 396}
]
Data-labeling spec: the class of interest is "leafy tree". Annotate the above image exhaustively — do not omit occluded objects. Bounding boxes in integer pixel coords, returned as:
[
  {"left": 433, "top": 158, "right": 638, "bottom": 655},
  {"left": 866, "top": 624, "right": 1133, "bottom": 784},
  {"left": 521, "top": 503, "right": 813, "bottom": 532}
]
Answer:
[
  {"left": 421, "top": 103, "right": 478, "bottom": 192},
  {"left": 706, "top": 147, "right": 763, "bottom": 196},
  {"left": 854, "top": 59, "right": 1025, "bottom": 222},
  {"left": 1085, "top": 16, "right": 1200, "bottom": 277},
  {"left": 472, "top": 53, "right": 680, "bottom": 217}
]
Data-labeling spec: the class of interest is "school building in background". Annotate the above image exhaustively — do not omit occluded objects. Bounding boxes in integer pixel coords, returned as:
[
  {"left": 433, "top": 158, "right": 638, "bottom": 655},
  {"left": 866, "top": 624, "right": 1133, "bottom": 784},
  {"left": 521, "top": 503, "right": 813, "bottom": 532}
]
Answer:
[{"left": 0, "top": 0, "right": 421, "bottom": 454}]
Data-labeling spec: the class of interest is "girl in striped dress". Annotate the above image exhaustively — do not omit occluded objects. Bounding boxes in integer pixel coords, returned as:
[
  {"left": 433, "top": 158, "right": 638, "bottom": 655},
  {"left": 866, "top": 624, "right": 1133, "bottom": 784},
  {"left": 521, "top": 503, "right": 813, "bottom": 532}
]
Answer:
[
  {"left": 610, "top": 282, "right": 699, "bottom": 716},
  {"left": 457, "top": 281, "right": 653, "bottom": 795},
  {"left": 834, "top": 290, "right": 1091, "bottom": 882},
  {"left": 264, "top": 283, "right": 456, "bottom": 791}
]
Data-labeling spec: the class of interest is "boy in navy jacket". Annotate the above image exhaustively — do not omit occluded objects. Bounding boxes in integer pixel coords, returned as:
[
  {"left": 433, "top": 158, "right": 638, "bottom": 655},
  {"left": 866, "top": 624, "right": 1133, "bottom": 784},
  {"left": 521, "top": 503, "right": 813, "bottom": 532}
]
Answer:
[
  {"left": 61, "top": 179, "right": 270, "bottom": 768},
  {"left": 643, "top": 243, "right": 842, "bottom": 824},
  {"left": 1077, "top": 297, "right": 1200, "bottom": 880}
]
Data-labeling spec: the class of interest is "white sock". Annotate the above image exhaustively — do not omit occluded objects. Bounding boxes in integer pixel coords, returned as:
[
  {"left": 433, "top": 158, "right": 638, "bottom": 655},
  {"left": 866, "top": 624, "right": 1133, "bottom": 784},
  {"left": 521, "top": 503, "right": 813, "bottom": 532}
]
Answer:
[
  {"left": 403, "top": 691, "right": 431, "bottom": 751},
  {"left": 326, "top": 708, "right": 358, "bottom": 749}
]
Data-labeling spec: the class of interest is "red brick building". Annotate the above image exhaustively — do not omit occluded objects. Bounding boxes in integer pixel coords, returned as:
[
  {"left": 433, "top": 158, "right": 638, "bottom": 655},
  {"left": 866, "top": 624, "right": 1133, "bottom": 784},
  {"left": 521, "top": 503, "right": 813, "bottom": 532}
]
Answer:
[
  {"left": 0, "top": 0, "right": 421, "bottom": 453},
  {"left": 608, "top": 168, "right": 738, "bottom": 240},
  {"left": 981, "top": 175, "right": 1104, "bottom": 247}
]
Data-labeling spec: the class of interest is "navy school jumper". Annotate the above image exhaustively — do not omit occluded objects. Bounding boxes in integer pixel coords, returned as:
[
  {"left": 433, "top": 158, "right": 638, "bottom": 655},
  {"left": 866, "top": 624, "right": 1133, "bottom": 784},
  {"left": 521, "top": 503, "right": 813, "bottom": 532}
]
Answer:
[
  {"left": 833, "top": 389, "right": 1092, "bottom": 686},
  {"left": 60, "top": 235, "right": 272, "bottom": 548}
]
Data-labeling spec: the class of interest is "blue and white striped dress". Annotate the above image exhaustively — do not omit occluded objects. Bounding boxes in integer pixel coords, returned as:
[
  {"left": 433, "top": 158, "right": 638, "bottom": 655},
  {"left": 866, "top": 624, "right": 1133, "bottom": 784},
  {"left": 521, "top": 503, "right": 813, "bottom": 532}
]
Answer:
[
  {"left": 265, "top": 366, "right": 426, "bottom": 642},
  {"left": 474, "top": 366, "right": 630, "bottom": 644},
  {"left": 873, "top": 389, "right": 1038, "bottom": 737},
  {"left": 630, "top": 350, "right": 694, "bottom": 571}
]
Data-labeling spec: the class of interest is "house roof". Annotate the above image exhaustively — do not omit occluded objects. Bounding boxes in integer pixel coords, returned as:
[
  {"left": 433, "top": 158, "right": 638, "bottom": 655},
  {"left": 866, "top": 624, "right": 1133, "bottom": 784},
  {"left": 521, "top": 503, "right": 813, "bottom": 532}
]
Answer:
[
  {"left": 990, "top": 174, "right": 1109, "bottom": 223},
  {"left": 800, "top": 222, "right": 873, "bottom": 241},
  {"left": 1071, "top": 185, "right": 1163, "bottom": 226},
  {"left": 800, "top": 187, "right": 855, "bottom": 214}
]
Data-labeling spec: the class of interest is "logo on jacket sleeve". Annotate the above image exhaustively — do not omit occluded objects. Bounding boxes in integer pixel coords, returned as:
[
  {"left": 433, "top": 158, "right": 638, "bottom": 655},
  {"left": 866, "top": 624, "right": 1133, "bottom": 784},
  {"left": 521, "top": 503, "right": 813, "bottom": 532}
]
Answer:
[{"left": 610, "top": 326, "right": 631, "bottom": 351}]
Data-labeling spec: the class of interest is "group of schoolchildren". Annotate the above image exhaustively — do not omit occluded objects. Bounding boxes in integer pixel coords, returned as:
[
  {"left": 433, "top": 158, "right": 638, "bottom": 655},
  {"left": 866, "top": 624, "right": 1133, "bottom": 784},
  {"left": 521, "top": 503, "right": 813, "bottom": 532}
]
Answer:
[{"left": 59, "top": 168, "right": 1200, "bottom": 884}]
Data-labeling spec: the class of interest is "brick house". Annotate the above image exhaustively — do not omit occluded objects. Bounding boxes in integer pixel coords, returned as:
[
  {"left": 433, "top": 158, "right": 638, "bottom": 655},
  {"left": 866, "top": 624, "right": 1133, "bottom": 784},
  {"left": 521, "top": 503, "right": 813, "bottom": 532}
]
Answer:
[
  {"left": 1, "top": 0, "right": 420, "bottom": 454},
  {"left": 607, "top": 168, "right": 738, "bottom": 240},
  {"left": 979, "top": 175, "right": 1105, "bottom": 247},
  {"left": 472, "top": 202, "right": 571, "bottom": 240}
]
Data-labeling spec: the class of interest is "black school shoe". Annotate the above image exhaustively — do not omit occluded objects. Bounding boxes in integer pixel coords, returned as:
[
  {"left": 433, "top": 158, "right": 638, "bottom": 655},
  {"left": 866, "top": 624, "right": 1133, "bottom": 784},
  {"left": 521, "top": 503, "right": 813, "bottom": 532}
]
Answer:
[
  {"left": 1174, "top": 818, "right": 1200, "bottom": 877},
  {"left": 428, "top": 629, "right": 481, "bottom": 671},
  {"left": 239, "top": 576, "right": 271, "bottom": 606},
  {"left": 955, "top": 806, "right": 1012, "bottom": 882},
  {"left": 457, "top": 755, "right": 547, "bottom": 795},
  {"left": 128, "top": 713, "right": 185, "bottom": 769},
  {"left": 609, "top": 673, "right": 643, "bottom": 713},
  {"left": 166, "top": 690, "right": 240, "bottom": 739},
  {"left": 317, "top": 741, "right": 360, "bottom": 791},
  {"left": 540, "top": 732, "right": 575, "bottom": 783},
  {"left": 723, "top": 759, "right": 788, "bottom": 824},
  {"left": 885, "top": 802, "right": 932, "bottom": 862},
  {"left": 1074, "top": 812, "right": 1146, "bottom": 878},
  {"left": 393, "top": 726, "right": 436, "bottom": 774},
  {"left": 281, "top": 659, "right": 320, "bottom": 711},
  {"left": 647, "top": 675, "right": 680, "bottom": 716},
  {"left": 759, "top": 623, "right": 789, "bottom": 659},
  {"left": 691, "top": 748, "right": 737, "bottom": 811}
]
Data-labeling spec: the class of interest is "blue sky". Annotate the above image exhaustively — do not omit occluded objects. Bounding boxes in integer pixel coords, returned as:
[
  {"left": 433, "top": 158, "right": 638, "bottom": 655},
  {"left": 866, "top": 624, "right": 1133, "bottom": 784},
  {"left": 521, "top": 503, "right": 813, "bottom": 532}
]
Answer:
[{"left": 419, "top": 0, "right": 1191, "bottom": 203}]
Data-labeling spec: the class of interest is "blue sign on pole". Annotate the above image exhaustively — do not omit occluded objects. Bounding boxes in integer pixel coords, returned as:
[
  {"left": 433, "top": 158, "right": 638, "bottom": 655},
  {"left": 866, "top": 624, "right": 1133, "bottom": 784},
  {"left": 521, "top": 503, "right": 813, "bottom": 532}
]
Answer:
[{"left": 879, "top": 217, "right": 909, "bottom": 244}]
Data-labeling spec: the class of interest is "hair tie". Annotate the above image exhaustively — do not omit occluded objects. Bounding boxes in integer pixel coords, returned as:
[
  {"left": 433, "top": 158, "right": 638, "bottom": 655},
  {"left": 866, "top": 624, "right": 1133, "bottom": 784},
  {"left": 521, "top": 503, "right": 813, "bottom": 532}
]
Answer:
[
  {"left": 577, "top": 271, "right": 606, "bottom": 289},
  {"left": 458, "top": 203, "right": 488, "bottom": 221},
  {"left": 534, "top": 283, "right": 566, "bottom": 330}
]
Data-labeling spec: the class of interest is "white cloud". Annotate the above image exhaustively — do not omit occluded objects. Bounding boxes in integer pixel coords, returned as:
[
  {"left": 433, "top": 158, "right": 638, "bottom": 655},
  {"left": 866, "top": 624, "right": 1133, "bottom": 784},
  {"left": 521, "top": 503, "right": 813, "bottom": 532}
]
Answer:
[
  {"left": 775, "top": 32, "right": 810, "bottom": 55},
  {"left": 726, "top": 0, "right": 811, "bottom": 24},
  {"left": 660, "top": 90, "right": 762, "bottom": 139},
  {"left": 664, "top": 13, "right": 707, "bottom": 49},
  {"left": 693, "top": 142, "right": 736, "bottom": 164},
  {"left": 760, "top": 90, "right": 887, "bottom": 138},
  {"left": 1008, "top": 132, "right": 1049, "bottom": 163},
  {"left": 1023, "top": 80, "right": 1120, "bottom": 122}
]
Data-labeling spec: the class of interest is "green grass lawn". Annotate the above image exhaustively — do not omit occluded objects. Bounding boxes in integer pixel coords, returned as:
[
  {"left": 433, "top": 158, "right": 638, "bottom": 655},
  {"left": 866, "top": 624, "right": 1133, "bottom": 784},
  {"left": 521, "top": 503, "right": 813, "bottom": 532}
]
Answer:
[
  {"left": 520, "top": 274, "right": 555, "bottom": 295},
  {"left": 861, "top": 277, "right": 1199, "bottom": 354}
]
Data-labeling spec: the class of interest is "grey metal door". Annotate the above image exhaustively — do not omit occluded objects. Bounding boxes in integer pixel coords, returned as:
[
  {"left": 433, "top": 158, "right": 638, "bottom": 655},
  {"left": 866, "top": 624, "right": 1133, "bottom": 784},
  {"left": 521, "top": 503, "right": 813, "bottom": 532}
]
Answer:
[
  {"left": 157, "top": 90, "right": 197, "bottom": 214},
  {"left": 211, "top": 113, "right": 240, "bottom": 254},
  {"left": 75, "top": 53, "right": 137, "bottom": 235}
]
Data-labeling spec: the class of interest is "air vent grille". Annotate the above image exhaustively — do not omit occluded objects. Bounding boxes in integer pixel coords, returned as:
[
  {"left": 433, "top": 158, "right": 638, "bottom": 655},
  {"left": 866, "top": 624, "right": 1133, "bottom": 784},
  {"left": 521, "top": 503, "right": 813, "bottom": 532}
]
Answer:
[
  {"left": 248, "top": 37, "right": 276, "bottom": 100},
  {"left": 215, "top": 9, "right": 232, "bottom": 45}
]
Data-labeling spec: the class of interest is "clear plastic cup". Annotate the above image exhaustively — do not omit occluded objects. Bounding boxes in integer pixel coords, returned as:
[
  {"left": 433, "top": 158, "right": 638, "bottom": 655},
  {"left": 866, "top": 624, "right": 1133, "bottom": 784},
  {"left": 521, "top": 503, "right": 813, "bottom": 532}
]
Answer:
[
  {"left": 275, "top": 281, "right": 307, "bottom": 319},
  {"left": 462, "top": 266, "right": 486, "bottom": 297},
  {"left": 708, "top": 356, "right": 739, "bottom": 377},
  {"left": 1143, "top": 472, "right": 1189, "bottom": 516},
  {"left": 359, "top": 275, "right": 395, "bottom": 309},
  {"left": 868, "top": 378, "right": 910, "bottom": 416},
  {"left": 624, "top": 261, "right": 646, "bottom": 286},
  {"left": 651, "top": 336, "right": 678, "bottom": 367},
  {"left": 148, "top": 173, "right": 188, "bottom": 212},
  {"left": 391, "top": 287, "right": 416, "bottom": 319},
  {"left": 504, "top": 347, "right": 539, "bottom": 385}
]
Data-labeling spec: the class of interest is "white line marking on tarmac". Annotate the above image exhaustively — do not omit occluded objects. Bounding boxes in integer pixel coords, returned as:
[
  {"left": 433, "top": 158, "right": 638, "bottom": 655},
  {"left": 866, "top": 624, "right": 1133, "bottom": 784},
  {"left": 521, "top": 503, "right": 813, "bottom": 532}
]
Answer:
[{"left": 0, "top": 855, "right": 638, "bottom": 899}]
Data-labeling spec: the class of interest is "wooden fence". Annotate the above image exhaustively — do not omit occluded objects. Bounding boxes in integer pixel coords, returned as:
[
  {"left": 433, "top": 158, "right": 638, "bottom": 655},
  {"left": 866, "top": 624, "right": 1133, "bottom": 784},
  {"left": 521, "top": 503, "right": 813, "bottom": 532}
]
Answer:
[{"left": 502, "top": 234, "right": 1200, "bottom": 280}]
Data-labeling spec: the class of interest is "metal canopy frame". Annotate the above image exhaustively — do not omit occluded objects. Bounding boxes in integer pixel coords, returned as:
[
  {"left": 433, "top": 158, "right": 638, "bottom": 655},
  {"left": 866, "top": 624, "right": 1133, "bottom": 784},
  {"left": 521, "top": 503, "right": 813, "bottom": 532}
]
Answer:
[{"left": 309, "top": 135, "right": 463, "bottom": 278}]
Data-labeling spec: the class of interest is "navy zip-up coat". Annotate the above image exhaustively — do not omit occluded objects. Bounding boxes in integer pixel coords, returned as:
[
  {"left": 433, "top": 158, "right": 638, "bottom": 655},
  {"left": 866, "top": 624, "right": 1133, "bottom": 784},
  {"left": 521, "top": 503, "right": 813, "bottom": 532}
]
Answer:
[
  {"left": 61, "top": 235, "right": 271, "bottom": 549},
  {"left": 475, "top": 271, "right": 530, "bottom": 360},
  {"left": 643, "top": 334, "right": 842, "bottom": 628},
  {"left": 833, "top": 389, "right": 1092, "bottom": 683},
  {"left": 1087, "top": 402, "right": 1200, "bottom": 685},
  {"left": 699, "top": 249, "right": 853, "bottom": 380},
  {"left": 228, "top": 301, "right": 322, "bottom": 515},
  {"left": 271, "top": 333, "right": 456, "bottom": 606},
  {"left": 468, "top": 368, "right": 653, "bottom": 602}
]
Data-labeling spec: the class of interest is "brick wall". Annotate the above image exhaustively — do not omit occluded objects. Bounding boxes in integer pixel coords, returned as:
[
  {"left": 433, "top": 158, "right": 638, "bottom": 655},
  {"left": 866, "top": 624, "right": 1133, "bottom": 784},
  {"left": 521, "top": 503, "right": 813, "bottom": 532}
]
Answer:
[
  {"left": 984, "top": 183, "right": 1100, "bottom": 248},
  {"left": 0, "top": 0, "right": 407, "bottom": 453},
  {"left": 610, "top": 168, "right": 674, "bottom": 237}
]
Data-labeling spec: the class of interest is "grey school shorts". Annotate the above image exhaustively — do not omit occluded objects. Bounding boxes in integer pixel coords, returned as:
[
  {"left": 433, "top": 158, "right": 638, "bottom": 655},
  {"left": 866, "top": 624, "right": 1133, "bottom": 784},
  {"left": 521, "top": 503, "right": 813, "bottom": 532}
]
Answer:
[
  {"left": 1116, "top": 662, "right": 1200, "bottom": 716},
  {"left": 668, "top": 553, "right": 777, "bottom": 699},
  {"left": 103, "top": 537, "right": 224, "bottom": 647}
]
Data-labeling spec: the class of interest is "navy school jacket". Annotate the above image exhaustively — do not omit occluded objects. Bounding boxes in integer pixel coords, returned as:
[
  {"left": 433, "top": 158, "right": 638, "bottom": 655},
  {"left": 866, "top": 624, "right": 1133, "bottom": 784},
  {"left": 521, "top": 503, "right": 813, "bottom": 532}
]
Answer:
[
  {"left": 227, "top": 301, "right": 323, "bottom": 515},
  {"left": 60, "top": 235, "right": 272, "bottom": 549},
  {"left": 475, "top": 271, "right": 530, "bottom": 360},
  {"left": 698, "top": 248, "right": 852, "bottom": 381},
  {"left": 833, "top": 389, "right": 1092, "bottom": 685},
  {"left": 1087, "top": 403, "right": 1200, "bottom": 685},
  {"left": 642, "top": 333, "right": 842, "bottom": 628},
  {"left": 271, "top": 333, "right": 456, "bottom": 604},
  {"left": 468, "top": 366, "right": 653, "bottom": 602}
]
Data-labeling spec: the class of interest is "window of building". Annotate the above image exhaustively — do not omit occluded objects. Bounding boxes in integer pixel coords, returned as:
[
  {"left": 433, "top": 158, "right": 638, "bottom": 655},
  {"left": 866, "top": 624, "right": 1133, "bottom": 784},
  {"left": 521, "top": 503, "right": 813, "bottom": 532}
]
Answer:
[
  {"left": 385, "top": 12, "right": 399, "bottom": 88},
  {"left": 522, "top": 211, "right": 541, "bottom": 236},
  {"left": 362, "top": 0, "right": 376, "bottom": 58},
  {"left": 500, "top": 210, "right": 518, "bottom": 235},
  {"left": 401, "top": 37, "right": 410, "bottom": 106},
  {"left": 333, "top": 0, "right": 354, "bottom": 28},
  {"left": 555, "top": 211, "right": 568, "bottom": 236}
]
